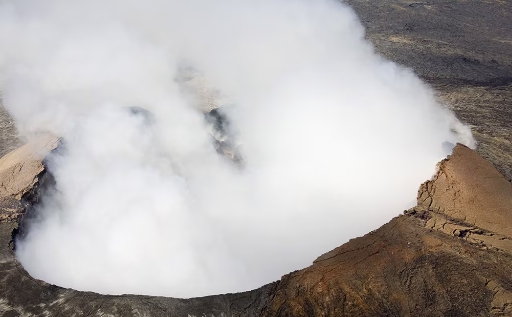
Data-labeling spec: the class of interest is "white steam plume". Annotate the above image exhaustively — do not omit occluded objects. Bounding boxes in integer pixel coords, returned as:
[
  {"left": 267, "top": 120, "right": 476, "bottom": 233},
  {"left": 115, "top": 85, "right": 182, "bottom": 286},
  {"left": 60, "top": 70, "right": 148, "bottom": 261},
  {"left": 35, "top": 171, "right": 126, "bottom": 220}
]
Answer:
[{"left": 0, "top": 0, "right": 474, "bottom": 297}]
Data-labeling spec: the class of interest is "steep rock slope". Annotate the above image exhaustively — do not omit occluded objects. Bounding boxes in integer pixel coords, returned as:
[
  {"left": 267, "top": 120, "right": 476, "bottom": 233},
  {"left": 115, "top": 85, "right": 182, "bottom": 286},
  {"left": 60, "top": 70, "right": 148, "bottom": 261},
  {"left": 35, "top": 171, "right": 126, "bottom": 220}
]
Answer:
[
  {"left": 0, "top": 134, "right": 59, "bottom": 224},
  {"left": 1, "top": 141, "right": 512, "bottom": 316},
  {"left": 0, "top": 136, "right": 274, "bottom": 316},
  {"left": 261, "top": 144, "right": 512, "bottom": 316}
]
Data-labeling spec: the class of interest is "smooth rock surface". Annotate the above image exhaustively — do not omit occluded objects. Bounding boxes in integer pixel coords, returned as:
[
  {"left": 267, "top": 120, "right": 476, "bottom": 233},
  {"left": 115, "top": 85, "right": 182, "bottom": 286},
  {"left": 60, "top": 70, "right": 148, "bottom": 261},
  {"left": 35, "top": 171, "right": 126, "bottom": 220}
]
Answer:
[{"left": 417, "top": 144, "right": 512, "bottom": 239}]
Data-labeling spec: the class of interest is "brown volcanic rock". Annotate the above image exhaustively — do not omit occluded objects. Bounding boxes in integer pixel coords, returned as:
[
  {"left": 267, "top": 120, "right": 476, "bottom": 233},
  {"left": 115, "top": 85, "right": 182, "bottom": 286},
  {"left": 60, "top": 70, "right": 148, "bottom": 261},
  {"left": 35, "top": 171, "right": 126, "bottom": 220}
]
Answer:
[
  {"left": 417, "top": 144, "right": 512, "bottom": 238},
  {"left": 0, "top": 138, "right": 274, "bottom": 317},
  {"left": 261, "top": 216, "right": 512, "bottom": 317},
  {"left": 417, "top": 144, "right": 512, "bottom": 255},
  {"left": 261, "top": 145, "right": 512, "bottom": 317},
  {"left": 0, "top": 134, "right": 58, "bottom": 200},
  {"left": 344, "top": 0, "right": 512, "bottom": 181},
  {"left": 0, "top": 134, "right": 59, "bottom": 223},
  {"left": 1, "top": 141, "right": 512, "bottom": 316}
]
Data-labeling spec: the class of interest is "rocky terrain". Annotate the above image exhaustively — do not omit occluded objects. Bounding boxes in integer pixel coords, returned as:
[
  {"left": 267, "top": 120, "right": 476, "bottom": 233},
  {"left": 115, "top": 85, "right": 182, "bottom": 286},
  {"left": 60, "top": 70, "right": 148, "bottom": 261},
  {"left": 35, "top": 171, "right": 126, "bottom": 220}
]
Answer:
[
  {"left": 343, "top": 0, "right": 512, "bottom": 180},
  {"left": 0, "top": 0, "right": 511, "bottom": 316},
  {"left": 2, "top": 0, "right": 511, "bottom": 177},
  {"left": 261, "top": 144, "right": 512, "bottom": 317},
  {"left": 1, "top": 136, "right": 512, "bottom": 316}
]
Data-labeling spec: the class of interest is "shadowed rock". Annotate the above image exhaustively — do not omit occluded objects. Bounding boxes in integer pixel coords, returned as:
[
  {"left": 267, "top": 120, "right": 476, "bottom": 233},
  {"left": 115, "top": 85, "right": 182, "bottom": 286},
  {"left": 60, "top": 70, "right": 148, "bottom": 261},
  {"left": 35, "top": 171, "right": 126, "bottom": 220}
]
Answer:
[
  {"left": 0, "top": 0, "right": 511, "bottom": 313},
  {"left": 260, "top": 145, "right": 512, "bottom": 316},
  {"left": 0, "top": 134, "right": 58, "bottom": 201},
  {"left": 0, "top": 137, "right": 274, "bottom": 316},
  {"left": 0, "top": 134, "right": 59, "bottom": 223},
  {"left": 1, "top": 138, "right": 512, "bottom": 316}
]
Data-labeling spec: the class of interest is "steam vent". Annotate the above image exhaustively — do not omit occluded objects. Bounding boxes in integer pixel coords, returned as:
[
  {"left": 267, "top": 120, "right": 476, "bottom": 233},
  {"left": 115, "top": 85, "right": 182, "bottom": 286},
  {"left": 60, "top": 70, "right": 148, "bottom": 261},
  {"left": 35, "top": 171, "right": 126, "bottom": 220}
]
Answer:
[{"left": 1, "top": 0, "right": 512, "bottom": 315}]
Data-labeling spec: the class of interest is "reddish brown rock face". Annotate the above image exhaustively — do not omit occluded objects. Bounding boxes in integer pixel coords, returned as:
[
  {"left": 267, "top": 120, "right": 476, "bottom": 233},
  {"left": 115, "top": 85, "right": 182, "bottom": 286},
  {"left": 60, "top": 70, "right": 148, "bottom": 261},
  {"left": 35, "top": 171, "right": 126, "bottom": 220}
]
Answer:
[
  {"left": 1, "top": 144, "right": 512, "bottom": 316},
  {"left": 262, "top": 215, "right": 512, "bottom": 316},
  {"left": 261, "top": 145, "right": 512, "bottom": 317},
  {"left": 0, "top": 0, "right": 510, "bottom": 313},
  {"left": 0, "top": 134, "right": 58, "bottom": 199},
  {"left": 418, "top": 144, "right": 512, "bottom": 239}
]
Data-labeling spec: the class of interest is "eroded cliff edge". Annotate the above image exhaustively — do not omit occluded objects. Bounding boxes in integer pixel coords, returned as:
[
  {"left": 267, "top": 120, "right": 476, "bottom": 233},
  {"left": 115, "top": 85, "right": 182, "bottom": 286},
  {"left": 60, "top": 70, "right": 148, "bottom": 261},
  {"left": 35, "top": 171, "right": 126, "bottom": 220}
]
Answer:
[
  {"left": 1, "top": 137, "right": 512, "bottom": 316},
  {"left": 261, "top": 144, "right": 512, "bottom": 317}
]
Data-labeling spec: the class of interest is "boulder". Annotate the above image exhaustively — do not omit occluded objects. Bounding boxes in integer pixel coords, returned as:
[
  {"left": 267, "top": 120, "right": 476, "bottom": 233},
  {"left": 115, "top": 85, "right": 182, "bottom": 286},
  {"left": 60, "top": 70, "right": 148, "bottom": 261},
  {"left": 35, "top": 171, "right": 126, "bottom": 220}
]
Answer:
[
  {"left": 0, "top": 136, "right": 273, "bottom": 317},
  {"left": 0, "top": 134, "right": 59, "bottom": 223},
  {"left": 417, "top": 144, "right": 512, "bottom": 254}
]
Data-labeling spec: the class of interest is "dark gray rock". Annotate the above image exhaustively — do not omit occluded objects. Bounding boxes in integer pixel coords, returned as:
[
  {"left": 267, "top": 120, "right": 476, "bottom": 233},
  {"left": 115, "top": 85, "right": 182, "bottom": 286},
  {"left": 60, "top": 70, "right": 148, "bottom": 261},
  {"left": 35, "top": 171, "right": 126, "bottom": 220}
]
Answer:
[
  {"left": 0, "top": 106, "right": 22, "bottom": 159},
  {"left": 1, "top": 0, "right": 512, "bottom": 315},
  {"left": 344, "top": 0, "right": 512, "bottom": 180},
  {"left": 0, "top": 136, "right": 275, "bottom": 316}
]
